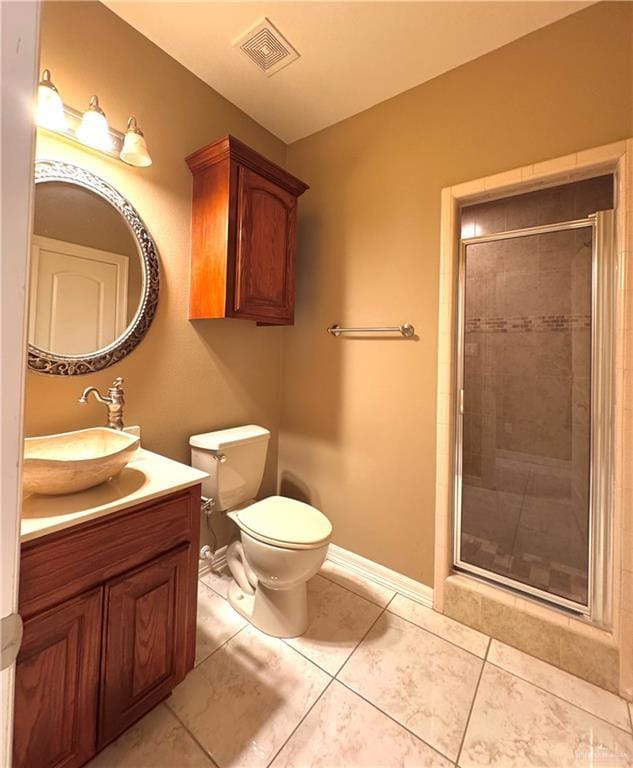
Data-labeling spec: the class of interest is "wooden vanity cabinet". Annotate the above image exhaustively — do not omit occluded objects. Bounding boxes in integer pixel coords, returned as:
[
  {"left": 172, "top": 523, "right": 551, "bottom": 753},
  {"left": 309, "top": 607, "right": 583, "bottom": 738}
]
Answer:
[
  {"left": 13, "top": 589, "right": 102, "bottom": 768},
  {"left": 99, "top": 543, "right": 190, "bottom": 747},
  {"left": 13, "top": 485, "right": 201, "bottom": 768},
  {"left": 186, "top": 135, "right": 308, "bottom": 325}
]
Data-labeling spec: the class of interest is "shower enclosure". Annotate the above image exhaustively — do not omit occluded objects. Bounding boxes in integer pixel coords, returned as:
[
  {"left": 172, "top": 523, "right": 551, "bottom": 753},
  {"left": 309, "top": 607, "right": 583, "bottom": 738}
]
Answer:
[{"left": 453, "top": 176, "right": 616, "bottom": 623}]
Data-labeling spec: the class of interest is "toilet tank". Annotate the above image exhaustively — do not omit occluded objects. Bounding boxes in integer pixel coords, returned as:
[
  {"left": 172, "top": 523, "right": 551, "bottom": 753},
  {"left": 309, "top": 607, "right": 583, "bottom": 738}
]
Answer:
[{"left": 190, "top": 425, "right": 271, "bottom": 510}]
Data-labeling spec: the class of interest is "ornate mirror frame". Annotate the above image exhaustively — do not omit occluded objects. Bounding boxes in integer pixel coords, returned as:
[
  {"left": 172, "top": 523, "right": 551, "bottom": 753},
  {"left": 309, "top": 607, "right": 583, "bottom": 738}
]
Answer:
[{"left": 30, "top": 160, "right": 159, "bottom": 375}]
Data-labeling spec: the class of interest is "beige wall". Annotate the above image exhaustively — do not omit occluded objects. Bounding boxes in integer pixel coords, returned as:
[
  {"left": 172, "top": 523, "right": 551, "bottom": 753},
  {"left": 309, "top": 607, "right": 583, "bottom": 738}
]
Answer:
[
  {"left": 280, "top": 2, "right": 633, "bottom": 584},
  {"left": 27, "top": 1, "right": 287, "bottom": 547},
  {"left": 26, "top": 2, "right": 633, "bottom": 584}
]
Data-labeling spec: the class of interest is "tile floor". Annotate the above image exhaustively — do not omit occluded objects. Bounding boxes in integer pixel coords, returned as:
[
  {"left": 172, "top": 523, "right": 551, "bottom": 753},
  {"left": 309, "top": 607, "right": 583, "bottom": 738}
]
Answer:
[{"left": 90, "top": 558, "right": 633, "bottom": 768}]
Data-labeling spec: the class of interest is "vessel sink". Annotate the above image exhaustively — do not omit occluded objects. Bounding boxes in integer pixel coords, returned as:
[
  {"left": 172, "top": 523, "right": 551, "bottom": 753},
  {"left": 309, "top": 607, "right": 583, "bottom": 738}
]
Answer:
[{"left": 23, "top": 428, "right": 140, "bottom": 495}]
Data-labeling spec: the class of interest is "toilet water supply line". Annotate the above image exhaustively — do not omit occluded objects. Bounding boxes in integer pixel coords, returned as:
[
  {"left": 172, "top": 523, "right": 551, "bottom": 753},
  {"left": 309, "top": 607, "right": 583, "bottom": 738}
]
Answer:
[
  {"left": 199, "top": 452, "right": 229, "bottom": 561},
  {"left": 199, "top": 494, "right": 258, "bottom": 593},
  {"left": 199, "top": 496, "right": 217, "bottom": 561}
]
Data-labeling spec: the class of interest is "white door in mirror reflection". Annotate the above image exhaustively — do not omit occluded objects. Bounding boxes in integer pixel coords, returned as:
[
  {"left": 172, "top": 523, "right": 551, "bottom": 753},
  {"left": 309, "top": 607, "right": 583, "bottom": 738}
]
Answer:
[{"left": 29, "top": 235, "right": 129, "bottom": 355}]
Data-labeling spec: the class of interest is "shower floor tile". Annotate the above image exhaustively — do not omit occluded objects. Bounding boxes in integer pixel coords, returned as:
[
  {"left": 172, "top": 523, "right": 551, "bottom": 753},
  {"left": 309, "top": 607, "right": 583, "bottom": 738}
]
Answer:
[
  {"left": 461, "top": 530, "right": 588, "bottom": 605},
  {"left": 87, "top": 556, "right": 633, "bottom": 768}
]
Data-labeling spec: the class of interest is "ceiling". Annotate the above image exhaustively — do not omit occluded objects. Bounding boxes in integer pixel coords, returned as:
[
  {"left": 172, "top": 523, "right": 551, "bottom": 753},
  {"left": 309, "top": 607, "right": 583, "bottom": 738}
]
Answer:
[{"left": 104, "top": 1, "right": 590, "bottom": 144}]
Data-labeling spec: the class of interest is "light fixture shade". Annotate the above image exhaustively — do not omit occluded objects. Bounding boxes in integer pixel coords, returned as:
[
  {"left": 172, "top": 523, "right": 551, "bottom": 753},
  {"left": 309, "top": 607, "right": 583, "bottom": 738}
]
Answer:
[
  {"left": 76, "top": 95, "right": 112, "bottom": 152},
  {"left": 36, "top": 69, "right": 66, "bottom": 131},
  {"left": 120, "top": 117, "right": 152, "bottom": 167}
]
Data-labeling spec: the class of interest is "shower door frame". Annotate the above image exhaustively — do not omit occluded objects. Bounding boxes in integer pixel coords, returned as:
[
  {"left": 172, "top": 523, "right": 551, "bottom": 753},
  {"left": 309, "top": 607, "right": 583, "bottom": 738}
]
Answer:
[{"left": 452, "top": 210, "right": 616, "bottom": 625}]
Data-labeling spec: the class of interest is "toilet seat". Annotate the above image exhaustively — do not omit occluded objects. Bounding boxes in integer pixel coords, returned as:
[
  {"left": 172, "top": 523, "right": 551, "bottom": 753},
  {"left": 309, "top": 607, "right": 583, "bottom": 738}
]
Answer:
[{"left": 235, "top": 496, "right": 332, "bottom": 550}]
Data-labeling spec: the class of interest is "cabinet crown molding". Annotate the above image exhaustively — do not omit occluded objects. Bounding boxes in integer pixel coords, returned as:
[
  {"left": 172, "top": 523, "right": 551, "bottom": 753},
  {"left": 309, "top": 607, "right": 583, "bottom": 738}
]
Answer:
[{"left": 186, "top": 134, "right": 309, "bottom": 197}]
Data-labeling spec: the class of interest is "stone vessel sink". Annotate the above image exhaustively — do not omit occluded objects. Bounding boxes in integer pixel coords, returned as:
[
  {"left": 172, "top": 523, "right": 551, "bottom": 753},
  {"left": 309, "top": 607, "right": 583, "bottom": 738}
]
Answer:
[{"left": 23, "top": 428, "right": 140, "bottom": 496}]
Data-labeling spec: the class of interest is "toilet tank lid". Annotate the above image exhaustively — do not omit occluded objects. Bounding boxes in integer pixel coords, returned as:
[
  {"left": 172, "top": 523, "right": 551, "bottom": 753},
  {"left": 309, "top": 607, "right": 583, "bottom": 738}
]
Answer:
[{"left": 190, "top": 425, "right": 271, "bottom": 451}]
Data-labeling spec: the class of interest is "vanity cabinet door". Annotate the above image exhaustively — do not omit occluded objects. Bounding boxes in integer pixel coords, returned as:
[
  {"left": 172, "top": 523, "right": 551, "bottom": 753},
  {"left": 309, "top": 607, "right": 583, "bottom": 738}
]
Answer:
[
  {"left": 13, "top": 588, "right": 102, "bottom": 768},
  {"left": 233, "top": 165, "right": 297, "bottom": 324},
  {"left": 99, "top": 543, "right": 191, "bottom": 748}
]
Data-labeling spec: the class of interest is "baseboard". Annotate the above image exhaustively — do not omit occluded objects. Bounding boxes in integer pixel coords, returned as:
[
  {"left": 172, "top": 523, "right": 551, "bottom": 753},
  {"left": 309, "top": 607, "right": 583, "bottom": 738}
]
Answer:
[
  {"left": 198, "top": 544, "right": 228, "bottom": 578},
  {"left": 199, "top": 542, "right": 434, "bottom": 609},
  {"left": 326, "top": 543, "right": 434, "bottom": 608}
]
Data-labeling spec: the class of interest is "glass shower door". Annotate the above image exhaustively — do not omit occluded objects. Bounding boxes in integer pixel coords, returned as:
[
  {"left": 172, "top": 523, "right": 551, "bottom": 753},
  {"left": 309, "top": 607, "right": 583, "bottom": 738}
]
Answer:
[{"left": 454, "top": 216, "right": 612, "bottom": 613}]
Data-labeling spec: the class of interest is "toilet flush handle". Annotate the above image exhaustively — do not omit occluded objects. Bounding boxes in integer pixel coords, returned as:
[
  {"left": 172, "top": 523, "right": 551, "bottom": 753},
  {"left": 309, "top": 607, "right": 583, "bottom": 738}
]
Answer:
[{"left": 214, "top": 453, "right": 227, "bottom": 464}]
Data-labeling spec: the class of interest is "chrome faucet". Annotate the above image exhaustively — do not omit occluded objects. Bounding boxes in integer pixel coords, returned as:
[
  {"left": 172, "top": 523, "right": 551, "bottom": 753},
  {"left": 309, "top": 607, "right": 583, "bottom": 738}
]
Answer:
[{"left": 79, "top": 377, "right": 125, "bottom": 430}]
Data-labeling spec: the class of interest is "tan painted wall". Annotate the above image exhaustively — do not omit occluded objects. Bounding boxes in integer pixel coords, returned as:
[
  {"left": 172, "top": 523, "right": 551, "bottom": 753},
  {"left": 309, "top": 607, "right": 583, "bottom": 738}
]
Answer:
[
  {"left": 280, "top": 2, "right": 633, "bottom": 584},
  {"left": 26, "top": 2, "right": 633, "bottom": 583},
  {"left": 27, "top": 1, "right": 287, "bottom": 547}
]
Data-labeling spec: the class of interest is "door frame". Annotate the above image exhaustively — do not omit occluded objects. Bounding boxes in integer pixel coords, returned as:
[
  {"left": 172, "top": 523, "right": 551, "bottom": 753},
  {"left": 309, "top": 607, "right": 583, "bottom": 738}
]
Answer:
[
  {"left": 0, "top": 1, "right": 40, "bottom": 763},
  {"left": 433, "top": 139, "right": 633, "bottom": 698}
]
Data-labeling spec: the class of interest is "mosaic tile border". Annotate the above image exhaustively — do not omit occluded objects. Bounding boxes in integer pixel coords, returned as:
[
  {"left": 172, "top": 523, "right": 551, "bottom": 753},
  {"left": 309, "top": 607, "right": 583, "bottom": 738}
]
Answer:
[{"left": 465, "top": 314, "right": 591, "bottom": 333}]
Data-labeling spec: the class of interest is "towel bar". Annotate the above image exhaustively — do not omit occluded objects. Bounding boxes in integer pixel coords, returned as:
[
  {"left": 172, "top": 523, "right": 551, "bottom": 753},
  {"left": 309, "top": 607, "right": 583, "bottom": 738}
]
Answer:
[{"left": 327, "top": 323, "right": 415, "bottom": 338}]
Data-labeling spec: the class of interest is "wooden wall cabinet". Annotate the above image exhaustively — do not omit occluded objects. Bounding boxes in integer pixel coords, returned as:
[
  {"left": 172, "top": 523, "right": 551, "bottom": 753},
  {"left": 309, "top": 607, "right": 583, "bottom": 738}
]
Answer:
[
  {"left": 13, "top": 485, "right": 201, "bottom": 768},
  {"left": 186, "top": 135, "right": 308, "bottom": 325}
]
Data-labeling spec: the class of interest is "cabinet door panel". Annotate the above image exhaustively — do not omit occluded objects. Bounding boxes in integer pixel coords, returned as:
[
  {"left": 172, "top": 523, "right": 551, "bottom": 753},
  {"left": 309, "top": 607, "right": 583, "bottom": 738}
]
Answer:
[
  {"left": 233, "top": 166, "right": 296, "bottom": 323},
  {"left": 99, "top": 544, "right": 190, "bottom": 747},
  {"left": 13, "top": 588, "right": 102, "bottom": 768}
]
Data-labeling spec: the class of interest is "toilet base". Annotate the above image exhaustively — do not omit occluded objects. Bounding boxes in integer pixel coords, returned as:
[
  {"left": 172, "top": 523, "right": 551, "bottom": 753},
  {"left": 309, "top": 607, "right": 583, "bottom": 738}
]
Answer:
[{"left": 228, "top": 579, "right": 309, "bottom": 639}]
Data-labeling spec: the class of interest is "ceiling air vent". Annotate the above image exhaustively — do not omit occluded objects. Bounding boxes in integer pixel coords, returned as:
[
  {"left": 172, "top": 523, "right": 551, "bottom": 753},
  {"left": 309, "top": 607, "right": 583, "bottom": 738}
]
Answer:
[{"left": 234, "top": 18, "right": 300, "bottom": 77}]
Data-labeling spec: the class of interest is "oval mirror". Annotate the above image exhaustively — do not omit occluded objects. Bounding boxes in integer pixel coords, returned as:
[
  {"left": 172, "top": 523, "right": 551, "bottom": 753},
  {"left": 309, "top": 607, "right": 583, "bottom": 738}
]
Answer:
[{"left": 29, "top": 160, "right": 159, "bottom": 375}]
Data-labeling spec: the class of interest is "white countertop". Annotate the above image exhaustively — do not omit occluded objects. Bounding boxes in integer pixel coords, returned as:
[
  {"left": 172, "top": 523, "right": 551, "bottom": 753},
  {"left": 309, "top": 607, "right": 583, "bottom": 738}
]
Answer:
[{"left": 21, "top": 448, "right": 208, "bottom": 542}]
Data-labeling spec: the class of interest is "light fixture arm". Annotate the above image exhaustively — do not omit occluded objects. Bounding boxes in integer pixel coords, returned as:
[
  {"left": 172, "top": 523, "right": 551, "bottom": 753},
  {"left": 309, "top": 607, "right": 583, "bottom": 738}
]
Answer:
[
  {"left": 126, "top": 116, "right": 143, "bottom": 135},
  {"left": 87, "top": 94, "right": 105, "bottom": 116},
  {"left": 39, "top": 69, "right": 58, "bottom": 92}
]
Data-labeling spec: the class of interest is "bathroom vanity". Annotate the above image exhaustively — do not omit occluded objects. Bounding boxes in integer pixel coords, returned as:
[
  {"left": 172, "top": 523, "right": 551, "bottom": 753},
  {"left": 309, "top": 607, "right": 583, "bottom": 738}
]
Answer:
[
  {"left": 16, "top": 157, "right": 207, "bottom": 767},
  {"left": 13, "top": 450, "right": 207, "bottom": 768}
]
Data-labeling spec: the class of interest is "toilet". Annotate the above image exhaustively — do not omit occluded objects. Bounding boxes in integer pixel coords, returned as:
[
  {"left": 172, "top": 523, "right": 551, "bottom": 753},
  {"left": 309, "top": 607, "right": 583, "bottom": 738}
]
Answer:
[{"left": 190, "top": 425, "right": 332, "bottom": 638}]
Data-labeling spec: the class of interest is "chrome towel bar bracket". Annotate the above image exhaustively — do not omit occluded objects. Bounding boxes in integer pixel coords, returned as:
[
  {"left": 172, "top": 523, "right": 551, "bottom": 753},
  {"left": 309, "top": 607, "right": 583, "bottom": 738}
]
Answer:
[{"left": 327, "top": 323, "right": 415, "bottom": 338}]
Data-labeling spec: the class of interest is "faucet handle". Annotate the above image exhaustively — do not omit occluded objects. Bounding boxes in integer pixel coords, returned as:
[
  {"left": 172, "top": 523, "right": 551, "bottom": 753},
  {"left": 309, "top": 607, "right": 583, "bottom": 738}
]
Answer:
[{"left": 107, "top": 377, "right": 125, "bottom": 409}]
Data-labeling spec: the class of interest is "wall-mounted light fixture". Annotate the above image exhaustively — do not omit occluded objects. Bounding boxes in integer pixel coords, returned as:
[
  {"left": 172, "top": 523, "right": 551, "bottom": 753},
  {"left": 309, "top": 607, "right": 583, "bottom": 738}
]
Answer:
[
  {"left": 76, "top": 95, "right": 112, "bottom": 152},
  {"left": 120, "top": 117, "right": 152, "bottom": 167},
  {"left": 35, "top": 69, "right": 152, "bottom": 168},
  {"left": 36, "top": 70, "right": 67, "bottom": 131}
]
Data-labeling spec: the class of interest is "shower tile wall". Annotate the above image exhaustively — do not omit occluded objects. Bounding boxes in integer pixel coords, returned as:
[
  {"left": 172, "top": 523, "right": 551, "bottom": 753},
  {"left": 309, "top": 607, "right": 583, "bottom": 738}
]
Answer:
[
  {"left": 461, "top": 176, "right": 614, "bottom": 236},
  {"left": 458, "top": 176, "right": 613, "bottom": 607}
]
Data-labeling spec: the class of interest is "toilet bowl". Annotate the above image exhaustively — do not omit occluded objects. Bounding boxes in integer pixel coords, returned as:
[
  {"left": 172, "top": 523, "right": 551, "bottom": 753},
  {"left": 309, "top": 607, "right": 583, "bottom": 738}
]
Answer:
[
  {"left": 226, "top": 496, "right": 331, "bottom": 637},
  {"left": 190, "top": 426, "right": 332, "bottom": 638}
]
